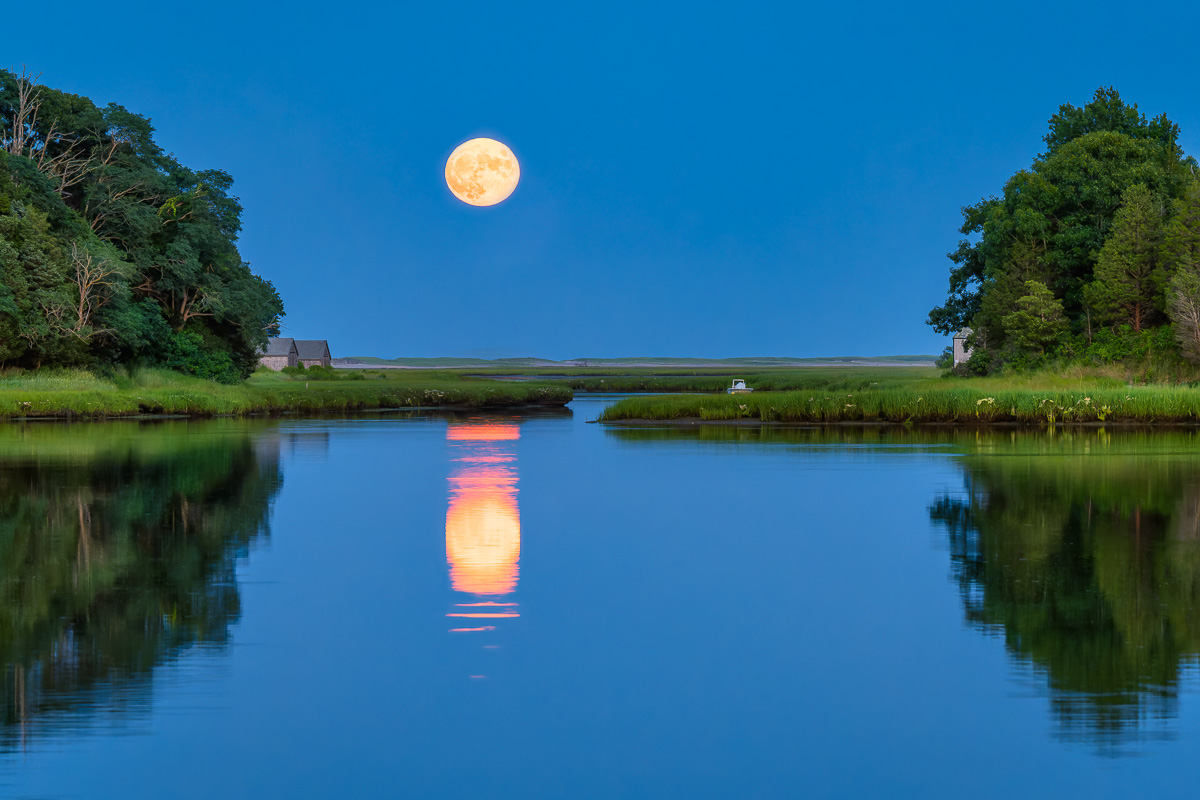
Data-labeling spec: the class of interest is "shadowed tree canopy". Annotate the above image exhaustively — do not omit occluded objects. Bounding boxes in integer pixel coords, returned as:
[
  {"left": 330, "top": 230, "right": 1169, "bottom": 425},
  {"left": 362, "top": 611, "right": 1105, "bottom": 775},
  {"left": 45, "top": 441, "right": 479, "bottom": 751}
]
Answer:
[
  {"left": 1041, "top": 87, "right": 1183, "bottom": 158},
  {"left": 0, "top": 69, "right": 282, "bottom": 380}
]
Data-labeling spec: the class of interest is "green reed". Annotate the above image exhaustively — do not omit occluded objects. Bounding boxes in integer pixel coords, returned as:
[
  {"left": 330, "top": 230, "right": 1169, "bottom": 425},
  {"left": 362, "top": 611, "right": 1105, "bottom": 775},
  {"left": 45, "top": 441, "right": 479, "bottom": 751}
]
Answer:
[
  {"left": 0, "top": 367, "right": 572, "bottom": 419},
  {"left": 600, "top": 385, "right": 1200, "bottom": 424}
]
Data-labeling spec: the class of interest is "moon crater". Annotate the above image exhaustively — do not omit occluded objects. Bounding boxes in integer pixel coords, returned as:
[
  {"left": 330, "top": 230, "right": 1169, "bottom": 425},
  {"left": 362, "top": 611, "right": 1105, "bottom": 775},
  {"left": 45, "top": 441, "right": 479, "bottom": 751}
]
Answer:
[{"left": 445, "top": 138, "right": 520, "bottom": 207}]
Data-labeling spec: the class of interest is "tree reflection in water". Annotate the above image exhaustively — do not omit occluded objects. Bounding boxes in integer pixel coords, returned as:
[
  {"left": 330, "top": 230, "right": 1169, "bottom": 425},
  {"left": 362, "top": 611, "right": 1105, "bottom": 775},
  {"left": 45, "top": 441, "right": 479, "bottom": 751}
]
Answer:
[
  {"left": 606, "top": 423, "right": 1200, "bottom": 751},
  {"left": 930, "top": 429, "right": 1200, "bottom": 752},
  {"left": 0, "top": 421, "right": 282, "bottom": 749}
]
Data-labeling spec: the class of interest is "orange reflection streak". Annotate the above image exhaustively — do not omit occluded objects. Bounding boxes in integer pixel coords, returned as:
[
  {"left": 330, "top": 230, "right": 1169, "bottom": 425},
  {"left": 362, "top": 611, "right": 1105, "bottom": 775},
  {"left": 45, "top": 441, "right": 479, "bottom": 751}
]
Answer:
[
  {"left": 449, "top": 626, "right": 497, "bottom": 632},
  {"left": 445, "top": 613, "right": 520, "bottom": 618},
  {"left": 456, "top": 455, "right": 512, "bottom": 465},
  {"left": 447, "top": 424, "right": 520, "bottom": 442},
  {"left": 445, "top": 422, "right": 521, "bottom": 596},
  {"left": 454, "top": 602, "right": 519, "bottom": 607}
]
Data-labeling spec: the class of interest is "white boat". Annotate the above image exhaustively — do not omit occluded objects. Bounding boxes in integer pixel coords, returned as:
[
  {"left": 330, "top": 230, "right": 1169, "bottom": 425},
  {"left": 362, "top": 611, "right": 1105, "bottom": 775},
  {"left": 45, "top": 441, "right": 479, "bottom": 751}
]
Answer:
[{"left": 726, "top": 379, "right": 754, "bottom": 394}]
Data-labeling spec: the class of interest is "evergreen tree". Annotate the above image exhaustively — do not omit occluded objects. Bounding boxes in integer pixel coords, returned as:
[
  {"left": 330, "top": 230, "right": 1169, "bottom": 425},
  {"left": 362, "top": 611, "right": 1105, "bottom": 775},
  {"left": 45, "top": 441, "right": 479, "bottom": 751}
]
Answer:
[
  {"left": 1084, "top": 184, "right": 1166, "bottom": 332},
  {"left": 1001, "top": 280, "right": 1067, "bottom": 356}
]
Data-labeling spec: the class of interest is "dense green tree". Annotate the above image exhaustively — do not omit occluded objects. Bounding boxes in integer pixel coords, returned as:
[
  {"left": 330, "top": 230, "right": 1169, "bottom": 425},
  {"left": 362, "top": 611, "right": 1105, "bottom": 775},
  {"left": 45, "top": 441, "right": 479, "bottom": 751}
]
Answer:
[
  {"left": 1001, "top": 280, "right": 1067, "bottom": 356},
  {"left": 1041, "top": 87, "right": 1182, "bottom": 157},
  {"left": 928, "top": 88, "right": 1196, "bottom": 370},
  {"left": 0, "top": 70, "right": 283, "bottom": 377},
  {"left": 927, "top": 200, "right": 993, "bottom": 337},
  {"left": 1083, "top": 184, "right": 1166, "bottom": 332}
]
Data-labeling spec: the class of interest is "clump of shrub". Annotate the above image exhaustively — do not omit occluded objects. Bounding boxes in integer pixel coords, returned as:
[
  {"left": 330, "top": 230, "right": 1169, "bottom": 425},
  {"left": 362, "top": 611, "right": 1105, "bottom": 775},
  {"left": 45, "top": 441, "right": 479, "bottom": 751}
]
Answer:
[{"left": 161, "top": 331, "right": 240, "bottom": 384}]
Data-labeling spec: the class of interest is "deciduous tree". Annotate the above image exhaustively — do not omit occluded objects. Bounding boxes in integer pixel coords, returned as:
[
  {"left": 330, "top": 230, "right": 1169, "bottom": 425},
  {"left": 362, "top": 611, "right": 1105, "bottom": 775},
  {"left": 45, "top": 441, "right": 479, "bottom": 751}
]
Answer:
[
  {"left": 928, "top": 88, "right": 1196, "bottom": 369},
  {"left": 0, "top": 69, "right": 284, "bottom": 376}
]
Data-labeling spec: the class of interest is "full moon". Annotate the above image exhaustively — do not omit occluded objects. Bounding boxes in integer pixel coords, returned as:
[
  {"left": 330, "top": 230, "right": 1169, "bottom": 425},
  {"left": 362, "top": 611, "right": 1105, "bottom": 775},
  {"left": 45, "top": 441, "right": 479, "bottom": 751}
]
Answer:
[{"left": 445, "top": 137, "right": 520, "bottom": 206}]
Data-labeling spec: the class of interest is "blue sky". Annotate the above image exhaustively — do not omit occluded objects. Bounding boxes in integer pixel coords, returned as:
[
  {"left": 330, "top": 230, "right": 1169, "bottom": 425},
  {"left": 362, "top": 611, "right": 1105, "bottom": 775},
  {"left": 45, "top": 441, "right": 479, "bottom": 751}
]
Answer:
[{"left": 12, "top": 1, "right": 1200, "bottom": 358}]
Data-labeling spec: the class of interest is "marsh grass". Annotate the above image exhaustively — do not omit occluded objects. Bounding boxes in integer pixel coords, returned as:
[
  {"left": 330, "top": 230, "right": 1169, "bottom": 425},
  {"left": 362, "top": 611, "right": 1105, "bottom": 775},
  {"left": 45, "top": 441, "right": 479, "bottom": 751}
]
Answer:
[
  {"left": 7, "top": 362, "right": 1196, "bottom": 423},
  {"left": 600, "top": 385, "right": 1200, "bottom": 424},
  {"left": 0, "top": 367, "right": 571, "bottom": 419},
  {"left": 480, "top": 366, "right": 941, "bottom": 393},
  {"left": 594, "top": 363, "right": 1200, "bottom": 424},
  {"left": 0, "top": 368, "right": 120, "bottom": 392}
]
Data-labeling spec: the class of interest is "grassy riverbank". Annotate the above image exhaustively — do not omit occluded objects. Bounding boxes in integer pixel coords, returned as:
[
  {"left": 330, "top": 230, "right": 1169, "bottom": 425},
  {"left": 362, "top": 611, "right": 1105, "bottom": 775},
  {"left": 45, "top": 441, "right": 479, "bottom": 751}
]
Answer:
[
  {"left": 0, "top": 367, "right": 571, "bottom": 419},
  {"left": 598, "top": 367, "right": 1200, "bottom": 424}
]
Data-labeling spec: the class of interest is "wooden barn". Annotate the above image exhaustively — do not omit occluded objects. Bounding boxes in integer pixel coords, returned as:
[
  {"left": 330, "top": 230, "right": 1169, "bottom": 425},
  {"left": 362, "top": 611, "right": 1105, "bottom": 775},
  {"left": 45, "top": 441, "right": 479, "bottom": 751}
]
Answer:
[
  {"left": 296, "top": 340, "right": 332, "bottom": 368},
  {"left": 259, "top": 337, "right": 298, "bottom": 371}
]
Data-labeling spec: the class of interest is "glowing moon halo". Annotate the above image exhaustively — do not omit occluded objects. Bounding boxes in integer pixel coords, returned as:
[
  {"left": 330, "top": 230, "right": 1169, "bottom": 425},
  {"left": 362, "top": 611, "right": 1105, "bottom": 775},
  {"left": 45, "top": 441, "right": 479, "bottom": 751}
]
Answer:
[{"left": 445, "top": 137, "right": 520, "bottom": 206}]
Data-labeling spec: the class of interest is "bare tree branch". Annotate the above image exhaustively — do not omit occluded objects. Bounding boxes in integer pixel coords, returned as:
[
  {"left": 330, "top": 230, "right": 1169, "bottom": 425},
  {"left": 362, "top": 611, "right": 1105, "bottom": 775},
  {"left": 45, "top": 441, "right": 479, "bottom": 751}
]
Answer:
[
  {"left": 52, "top": 243, "right": 120, "bottom": 341},
  {"left": 5, "top": 66, "right": 42, "bottom": 157}
]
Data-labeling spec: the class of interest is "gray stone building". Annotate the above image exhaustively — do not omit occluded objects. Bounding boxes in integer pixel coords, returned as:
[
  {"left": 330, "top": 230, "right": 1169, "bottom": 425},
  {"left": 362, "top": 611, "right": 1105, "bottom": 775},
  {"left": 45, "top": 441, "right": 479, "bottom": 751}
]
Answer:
[
  {"left": 296, "top": 340, "right": 332, "bottom": 368},
  {"left": 952, "top": 328, "right": 973, "bottom": 367},
  {"left": 259, "top": 337, "right": 298, "bottom": 371}
]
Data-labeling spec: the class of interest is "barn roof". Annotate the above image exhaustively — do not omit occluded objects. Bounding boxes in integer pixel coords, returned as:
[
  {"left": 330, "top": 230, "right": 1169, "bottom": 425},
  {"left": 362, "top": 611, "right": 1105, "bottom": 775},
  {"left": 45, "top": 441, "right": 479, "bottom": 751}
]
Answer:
[
  {"left": 261, "top": 337, "right": 297, "bottom": 356},
  {"left": 295, "top": 339, "right": 330, "bottom": 359}
]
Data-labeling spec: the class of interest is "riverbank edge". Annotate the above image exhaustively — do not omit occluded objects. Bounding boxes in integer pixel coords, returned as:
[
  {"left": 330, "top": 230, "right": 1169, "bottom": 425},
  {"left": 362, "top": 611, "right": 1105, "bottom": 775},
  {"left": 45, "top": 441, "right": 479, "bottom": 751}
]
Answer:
[
  {"left": 598, "top": 417, "right": 1200, "bottom": 428},
  {"left": 0, "top": 401, "right": 571, "bottom": 422},
  {"left": 0, "top": 403, "right": 572, "bottom": 422}
]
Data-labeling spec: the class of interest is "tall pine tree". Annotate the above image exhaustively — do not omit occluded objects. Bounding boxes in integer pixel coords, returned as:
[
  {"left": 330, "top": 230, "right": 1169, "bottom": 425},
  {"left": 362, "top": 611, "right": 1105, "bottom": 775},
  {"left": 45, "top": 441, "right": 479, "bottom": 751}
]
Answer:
[{"left": 1083, "top": 184, "right": 1165, "bottom": 333}]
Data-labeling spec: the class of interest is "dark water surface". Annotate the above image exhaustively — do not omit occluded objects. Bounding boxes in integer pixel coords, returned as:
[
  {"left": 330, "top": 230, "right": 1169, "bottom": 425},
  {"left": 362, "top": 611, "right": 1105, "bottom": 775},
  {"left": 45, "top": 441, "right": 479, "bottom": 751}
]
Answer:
[{"left": 3, "top": 396, "right": 1200, "bottom": 797}]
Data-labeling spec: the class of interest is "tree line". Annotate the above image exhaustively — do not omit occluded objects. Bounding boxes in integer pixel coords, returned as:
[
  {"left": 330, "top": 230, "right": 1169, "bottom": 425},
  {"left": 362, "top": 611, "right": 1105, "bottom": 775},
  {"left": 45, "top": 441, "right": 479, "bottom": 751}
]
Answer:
[
  {"left": 928, "top": 88, "right": 1200, "bottom": 373},
  {"left": 0, "top": 68, "right": 283, "bottom": 381}
]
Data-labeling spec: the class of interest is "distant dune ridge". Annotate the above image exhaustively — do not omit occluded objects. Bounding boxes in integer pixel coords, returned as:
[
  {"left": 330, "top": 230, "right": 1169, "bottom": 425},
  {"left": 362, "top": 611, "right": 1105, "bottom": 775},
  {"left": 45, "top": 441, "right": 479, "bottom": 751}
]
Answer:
[{"left": 335, "top": 355, "right": 938, "bottom": 369}]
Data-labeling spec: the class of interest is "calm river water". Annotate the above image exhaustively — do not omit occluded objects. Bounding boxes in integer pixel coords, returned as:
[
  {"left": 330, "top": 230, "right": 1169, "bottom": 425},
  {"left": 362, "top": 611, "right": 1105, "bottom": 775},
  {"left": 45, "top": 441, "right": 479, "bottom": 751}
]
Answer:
[{"left": 3, "top": 395, "right": 1200, "bottom": 797}]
